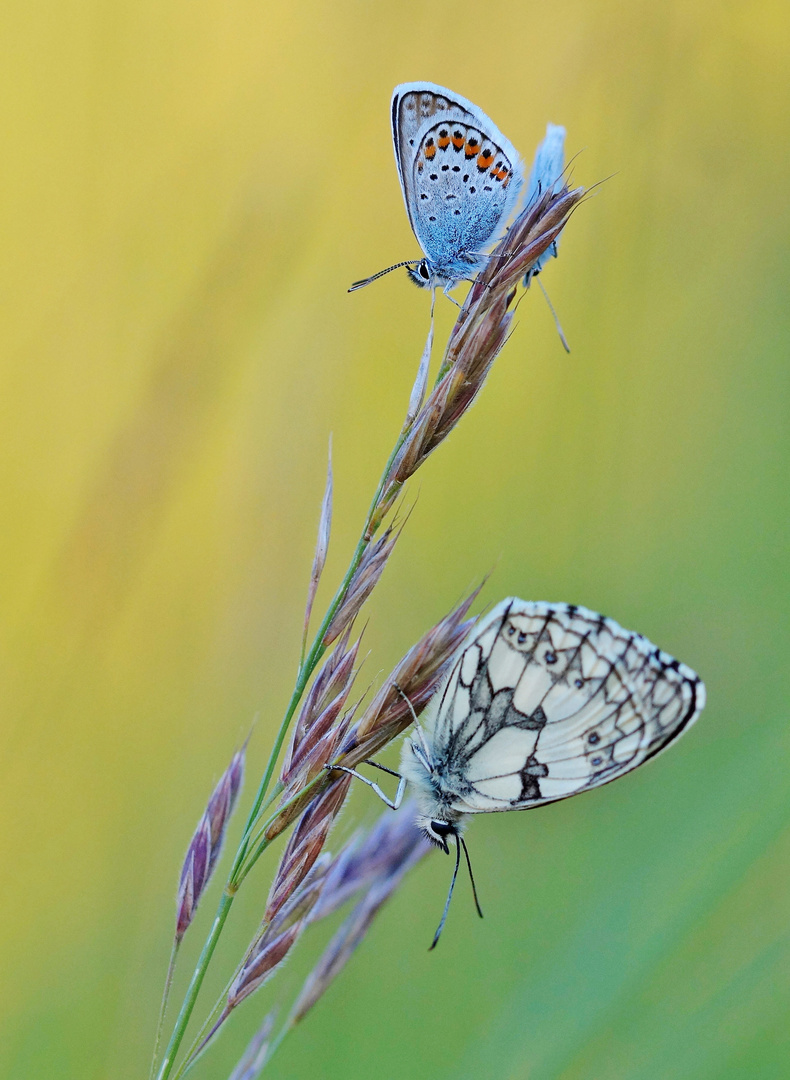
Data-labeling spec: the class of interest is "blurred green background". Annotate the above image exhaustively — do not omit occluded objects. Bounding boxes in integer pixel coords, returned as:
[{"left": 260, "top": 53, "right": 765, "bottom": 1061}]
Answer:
[{"left": 2, "top": 0, "right": 789, "bottom": 1077}]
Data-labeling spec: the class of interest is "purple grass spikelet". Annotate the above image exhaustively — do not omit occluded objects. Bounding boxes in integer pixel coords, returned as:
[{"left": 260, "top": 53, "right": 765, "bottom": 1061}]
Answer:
[
  {"left": 309, "top": 798, "right": 432, "bottom": 922},
  {"left": 197, "top": 858, "right": 332, "bottom": 1056},
  {"left": 281, "top": 631, "right": 360, "bottom": 789},
  {"left": 322, "top": 525, "right": 400, "bottom": 647},
  {"left": 175, "top": 744, "right": 246, "bottom": 942},
  {"left": 376, "top": 183, "right": 584, "bottom": 507},
  {"left": 265, "top": 775, "right": 352, "bottom": 920},
  {"left": 194, "top": 855, "right": 332, "bottom": 1058}
]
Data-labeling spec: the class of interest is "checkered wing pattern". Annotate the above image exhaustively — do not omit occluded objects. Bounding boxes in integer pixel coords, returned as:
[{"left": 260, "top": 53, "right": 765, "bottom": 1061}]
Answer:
[{"left": 424, "top": 598, "right": 704, "bottom": 814}]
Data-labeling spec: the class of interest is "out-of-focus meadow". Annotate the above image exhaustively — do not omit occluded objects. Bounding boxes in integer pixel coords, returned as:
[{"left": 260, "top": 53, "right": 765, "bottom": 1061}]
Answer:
[{"left": 2, "top": 0, "right": 789, "bottom": 1077}]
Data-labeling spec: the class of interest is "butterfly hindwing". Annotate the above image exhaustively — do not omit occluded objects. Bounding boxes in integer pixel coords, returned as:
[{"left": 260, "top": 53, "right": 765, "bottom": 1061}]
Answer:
[
  {"left": 425, "top": 599, "right": 704, "bottom": 815},
  {"left": 411, "top": 120, "right": 519, "bottom": 271}
]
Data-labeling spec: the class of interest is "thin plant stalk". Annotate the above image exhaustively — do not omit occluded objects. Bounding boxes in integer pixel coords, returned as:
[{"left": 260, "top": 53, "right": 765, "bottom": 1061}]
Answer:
[
  {"left": 156, "top": 893, "right": 234, "bottom": 1080},
  {"left": 171, "top": 967, "right": 240, "bottom": 1080},
  {"left": 149, "top": 941, "right": 179, "bottom": 1080}
]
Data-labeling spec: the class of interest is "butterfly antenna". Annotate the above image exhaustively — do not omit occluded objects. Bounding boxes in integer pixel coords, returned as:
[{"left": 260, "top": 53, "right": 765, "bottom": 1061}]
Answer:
[
  {"left": 393, "top": 682, "right": 420, "bottom": 725},
  {"left": 429, "top": 833, "right": 462, "bottom": 951},
  {"left": 348, "top": 261, "right": 417, "bottom": 293},
  {"left": 394, "top": 683, "right": 432, "bottom": 763},
  {"left": 537, "top": 277, "right": 571, "bottom": 353},
  {"left": 460, "top": 836, "right": 484, "bottom": 919}
]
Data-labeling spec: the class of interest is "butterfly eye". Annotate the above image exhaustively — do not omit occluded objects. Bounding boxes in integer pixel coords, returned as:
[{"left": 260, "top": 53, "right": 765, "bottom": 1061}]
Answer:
[
  {"left": 418, "top": 262, "right": 430, "bottom": 280},
  {"left": 430, "top": 820, "right": 454, "bottom": 838}
]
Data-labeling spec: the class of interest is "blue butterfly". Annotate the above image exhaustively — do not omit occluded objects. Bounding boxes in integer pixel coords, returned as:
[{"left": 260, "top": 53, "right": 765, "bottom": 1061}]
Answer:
[
  {"left": 523, "top": 123, "right": 566, "bottom": 287},
  {"left": 350, "top": 82, "right": 524, "bottom": 297}
]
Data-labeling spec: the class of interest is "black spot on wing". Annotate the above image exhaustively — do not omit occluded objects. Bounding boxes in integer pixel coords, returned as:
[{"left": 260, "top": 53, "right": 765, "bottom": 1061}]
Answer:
[
  {"left": 470, "top": 663, "right": 493, "bottom": 711},
  {"left": 506, "top": 701, "right": 548, "bottom": 732},
  {"left": 517, "top": 754, "right": 549, "bottom": 801},
  {"left": 486, "top": 688, "right": 513, "bottom": 730},
  {"left": 483, "top": 691, "right": 548, "bottom": 738}
]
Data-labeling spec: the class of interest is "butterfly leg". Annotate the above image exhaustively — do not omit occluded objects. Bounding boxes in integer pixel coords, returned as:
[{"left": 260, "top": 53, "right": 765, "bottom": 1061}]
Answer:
[
  {"left": 324, "top": 762, "right": 406, "bottom": 810},
  {"left": 441, "top": 283, "right": 462, "bottom": 308}
]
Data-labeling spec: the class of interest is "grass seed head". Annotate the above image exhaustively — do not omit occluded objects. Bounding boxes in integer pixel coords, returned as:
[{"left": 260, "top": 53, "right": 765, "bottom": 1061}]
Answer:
[
  {"left": 282, "top": 631, "right": 359, "bottom": 780},
  {"left": 175, "top": 745, "right": 246, "bottom": 942},
  {"left": 228, "top": 855, "right": 332, "bottom": 1010},
  {"left": 377, "top": 184, "right": 584, "bottom": 505},
  {"left": 310, "top": 798, "right": 431, "bottom": 923}
]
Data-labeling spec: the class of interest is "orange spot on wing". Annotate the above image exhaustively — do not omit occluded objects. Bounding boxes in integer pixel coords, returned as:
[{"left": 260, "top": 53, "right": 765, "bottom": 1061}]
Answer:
[
  {"left": 477, "top": 149, "right": 493, "bottom": 169},
  {"left": 425, "top": 144, "right": 436, "bottom": 159},
  {"left": 465, "top": 141, "right": 480, "bottom": 158},
  {"left": 437, "top": 134, "right": 451, "bottom": 149},
  {"left": 452, "top": 132, "right": 465, "bottom": 149}
]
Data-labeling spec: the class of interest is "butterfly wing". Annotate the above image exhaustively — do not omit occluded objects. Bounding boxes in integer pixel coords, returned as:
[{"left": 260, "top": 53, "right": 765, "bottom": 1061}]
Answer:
[
  {"left": 425, "top": 598, "right": 705, "bottom": 815},
  {"left": 392, "top": 82, "right": 479, "bottom": 234},
  {"left": 524, "top": 123, "right": 566, "bottom": 282},
  {"left": 391, "top": 82, "right": 524, "bottom": 274}
]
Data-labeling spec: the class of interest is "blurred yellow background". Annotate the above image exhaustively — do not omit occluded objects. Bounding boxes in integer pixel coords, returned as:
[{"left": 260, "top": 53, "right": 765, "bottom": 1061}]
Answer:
[{"left": 2, "top": 0, "right": 789, "bottom": 1077}]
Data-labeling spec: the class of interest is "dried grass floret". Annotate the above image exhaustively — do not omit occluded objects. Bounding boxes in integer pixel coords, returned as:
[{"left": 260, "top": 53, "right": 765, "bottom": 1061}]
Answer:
[
  {"left": 226, "top": 1013, "right": 276, "bottom": 1080},
  {"left": 264, "top": 775, "right": 352, "bottom": 922},
  {"left": 224, "top": 803, "right": 430, "bottom": 1075},
  {"left": 281, "top": 630, "right": 360, "bottom": 788},
  {"left": 378, "top": 184, "right": 584, "bottom": 506},
  {"left": 336, "top": 587, "right": 481, "bottom": 769}
]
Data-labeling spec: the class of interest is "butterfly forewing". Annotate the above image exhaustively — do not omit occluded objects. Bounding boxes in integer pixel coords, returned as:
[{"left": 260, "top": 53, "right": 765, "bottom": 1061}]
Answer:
[
  {"left": 391, "top": 84, "right": 479, "bottom": 228},
  {"left": 426, "top": 599, "right": 704, "bottom": 815},
  {"left": 391, "top": 82, "right": 524, "bottom": 279}
]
